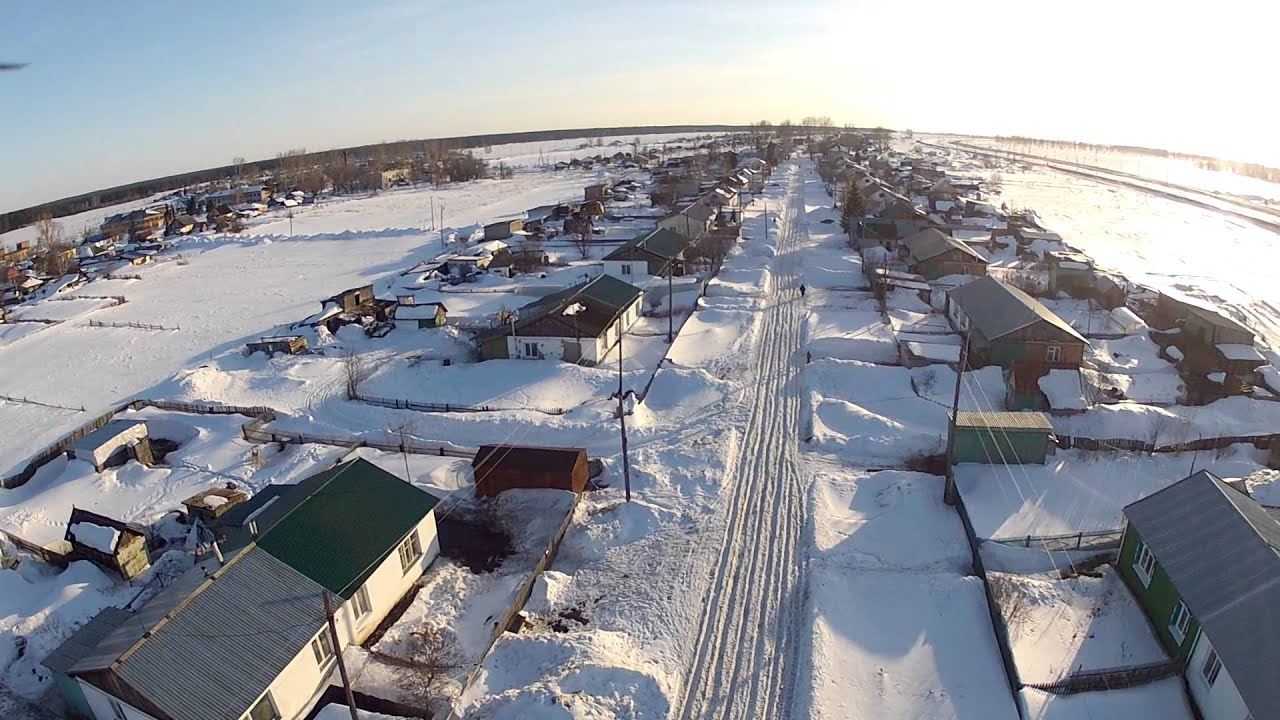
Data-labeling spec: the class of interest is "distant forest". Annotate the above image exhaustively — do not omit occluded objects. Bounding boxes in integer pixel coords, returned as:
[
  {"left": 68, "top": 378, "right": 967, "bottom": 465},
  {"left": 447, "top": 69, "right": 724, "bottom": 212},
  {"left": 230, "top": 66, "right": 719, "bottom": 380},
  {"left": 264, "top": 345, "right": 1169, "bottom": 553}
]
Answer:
[
  {"left": 0, "top": 124, "right": 760, "bottom": 235},
  {"left": 994, "top": 135, "right": 1280, "bottom": 184}
]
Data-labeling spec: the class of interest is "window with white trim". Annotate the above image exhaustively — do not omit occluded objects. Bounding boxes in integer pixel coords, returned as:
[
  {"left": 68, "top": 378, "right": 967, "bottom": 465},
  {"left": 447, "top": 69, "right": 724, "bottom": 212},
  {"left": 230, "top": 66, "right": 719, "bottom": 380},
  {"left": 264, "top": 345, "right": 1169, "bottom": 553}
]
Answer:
[
  {"left": 1133, "top": 540, "right": 1156, "bottom": 587},
  {"left": 245, "top": 692, "right": 281, "bottom": 720},
  {"left": 353, "top": 585, "right": 373, "bottom": 619},
  {"left": 1169, "top": 600, "right": 1192, "bottom": 644},
  {"left": 311, "top": 630, "right": 335, "bottom": 666},
  {"left": 109, "top": 699, "right": 128, "bottom": 720},
  {"left": 1046, "top": 345, "right": 1063, "bottom": 363},
  {"left": 398, "top": 531, "right": 423, "bottom": 573},
  {"left": 621, "top": 263, "right": 632, "bottom": 275},
  {"left": 1201, "top": 646, "right": 1223, "bottom": 687}
]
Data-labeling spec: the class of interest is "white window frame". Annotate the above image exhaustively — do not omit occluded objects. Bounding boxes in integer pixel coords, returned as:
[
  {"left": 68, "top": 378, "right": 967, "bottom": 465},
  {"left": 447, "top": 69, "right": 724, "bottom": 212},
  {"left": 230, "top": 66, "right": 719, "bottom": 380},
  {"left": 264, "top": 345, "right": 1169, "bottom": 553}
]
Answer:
[
  {"left": 1133, "top": 540, "right": 1156, "bottom": 587},
  {"left": 398, "top": 531, "right": 423, "bottom": 574},
  {"left": 109, "top": 699, "right": 128, "bottom": 720},
  {"left": 1201, "top": 646, "right": 1223, "bottom": 687},
  {"left": 1046, "top": 345, "right": 1063, "bottom": 363},
  {"left": 311, "top": 630, "right": 335, "bottom": 667},
  {"left": 621, "top": 263, "right": 632, "bottom": 276},
  {"left": 1169, "top": 600, "right": 1192, "bottom": 644},
  {"left": 244, "top": 691, "right": 281, "bottom": 720},
  {"left": 353, "top": 585, "right": 373, "bottom": 620},
  {"left": 523, "top": 341, "right": 539, "bottom": 358}
]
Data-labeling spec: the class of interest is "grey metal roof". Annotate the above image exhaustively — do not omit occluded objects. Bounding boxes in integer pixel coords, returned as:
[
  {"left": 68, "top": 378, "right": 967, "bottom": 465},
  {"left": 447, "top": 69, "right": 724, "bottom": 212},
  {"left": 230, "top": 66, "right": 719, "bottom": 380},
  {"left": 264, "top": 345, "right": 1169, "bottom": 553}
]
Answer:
[
  {"left": 901, "top": 228, "right": 986, "bottom": 264},
  {"left": 520, "top": 274, "right": 642, "bottom": 319},
  {"left": 1123, "top": 471, "right": 1280, "bottom": 715},
  {"left": 43, "top": 607, "right": 132, "bottom": 674},
  {"left": 947, "top": 276, "right": 1086, "bottom": 343},
  {"left": 604, "top": 228, "right": 689, "bottom": 263},
  {"left": 953, "top": 410, "right": 1054, "bottom": 431},
  {"left": 75, "top": 547, "right": 329, "bottom": 720}
]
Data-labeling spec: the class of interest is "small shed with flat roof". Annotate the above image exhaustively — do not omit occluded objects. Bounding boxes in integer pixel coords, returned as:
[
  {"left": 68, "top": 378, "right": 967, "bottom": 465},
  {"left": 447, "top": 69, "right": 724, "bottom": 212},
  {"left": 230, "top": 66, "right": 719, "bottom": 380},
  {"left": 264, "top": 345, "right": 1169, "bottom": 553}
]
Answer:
[
  {"left": 66, "top": 420, "right": 152, "bottom": 472},
  {"left": 472, "top": 445, "right": 589, "bottom": 497},
  {"left": 952, "top": 410, "right": 1055, "bottom": 465}
]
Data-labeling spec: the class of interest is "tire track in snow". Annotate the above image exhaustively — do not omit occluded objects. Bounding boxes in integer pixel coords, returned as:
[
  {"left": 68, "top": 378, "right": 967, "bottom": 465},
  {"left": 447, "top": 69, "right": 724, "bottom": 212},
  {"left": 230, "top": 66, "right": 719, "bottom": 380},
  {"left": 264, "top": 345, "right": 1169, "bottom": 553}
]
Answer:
[{"left": 676, "top": 163, "right": 809, "bottom": 720}]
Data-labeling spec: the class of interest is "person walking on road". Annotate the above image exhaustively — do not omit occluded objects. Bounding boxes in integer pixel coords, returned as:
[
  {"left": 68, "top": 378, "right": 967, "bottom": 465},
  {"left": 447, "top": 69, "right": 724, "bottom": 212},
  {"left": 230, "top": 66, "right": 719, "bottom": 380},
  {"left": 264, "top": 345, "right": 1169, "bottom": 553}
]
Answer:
[{"left": 799, "top": 284, "right": 806, "bottom": 298}]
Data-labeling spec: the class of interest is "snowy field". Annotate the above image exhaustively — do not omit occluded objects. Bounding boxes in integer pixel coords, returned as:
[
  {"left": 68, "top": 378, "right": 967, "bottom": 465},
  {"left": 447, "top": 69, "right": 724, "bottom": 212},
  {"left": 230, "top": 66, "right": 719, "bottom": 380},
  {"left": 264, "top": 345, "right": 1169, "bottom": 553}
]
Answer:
[{"left": 955, "top": 447, "right": 1272, "bottom": 538}]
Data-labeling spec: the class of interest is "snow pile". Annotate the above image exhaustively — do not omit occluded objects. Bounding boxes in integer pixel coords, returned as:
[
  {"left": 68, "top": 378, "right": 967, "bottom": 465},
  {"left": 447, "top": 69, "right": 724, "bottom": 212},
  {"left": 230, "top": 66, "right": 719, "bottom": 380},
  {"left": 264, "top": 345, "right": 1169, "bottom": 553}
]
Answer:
[
  {"left": 313, "top": 705, "right": 411, "bottom": 720},
  {"left": 805, "top": 309, "right": 897, "bottom": 363},
  {"left": 989, "top": 567, "right": 1168, "bottom": 682},
  {"left": 1052, "top": 395, "right": 1280, "bottom": 441},
  {"left": 1021, "top": 678, "right": 1195, "bottom": 720},
  {"left": 1084, "top": 367, "right": 1184, "bottom": 406},
  {"left": 1085, "top": 334, "right": 1174, "bottom": 374},
  {"left": 804, "top": 361, "right": 948, "bottom": 464},
  {"left": 67, "top": 521, "right": 120, "bottom": 553},
  {"left": 1039, "top": 369, "right": 1088, "bottom": 411}
]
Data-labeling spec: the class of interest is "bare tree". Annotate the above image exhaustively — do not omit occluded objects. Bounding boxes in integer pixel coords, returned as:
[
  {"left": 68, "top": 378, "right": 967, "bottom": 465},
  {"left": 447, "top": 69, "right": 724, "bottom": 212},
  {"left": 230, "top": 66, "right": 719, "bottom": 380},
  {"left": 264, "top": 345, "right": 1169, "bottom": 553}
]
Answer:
[
  {"left": 340, "top": 347, "right": 372, "bottom": 399},
  {"left": 33, "top": 212, "right": 73, "bottom": 275},
  {"left": 400, "top": 627, "right": 464, "bottom": 708},
  {"left": 574, "top": 231, "right": 591, "bottom": 260},
  {"left": 231, "top": 156, "right": 246, "bottom": 183}
]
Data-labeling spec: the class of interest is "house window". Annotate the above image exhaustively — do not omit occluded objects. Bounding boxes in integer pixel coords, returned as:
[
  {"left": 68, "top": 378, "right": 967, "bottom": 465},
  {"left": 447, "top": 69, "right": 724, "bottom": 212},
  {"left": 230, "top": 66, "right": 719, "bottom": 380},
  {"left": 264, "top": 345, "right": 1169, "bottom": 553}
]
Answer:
[
  {"left": 1046, "top": 345, "right": 1063, "bottom": 363},
  {"left": 109, "top": 699, "right": 128, "bottom": 720},
  {"left": 353, "top": 585, "right": 373, "bottom": 619},
  {"left": 246, "top": 692, "right": 280, "bottom": 720},
  {"left": 1169, "top": 600, "right": 1192, "bottom": 644},
  {"left": 1201, "top": 647, "right": 1223, "bottom": 686},
  {"left": 621, "top": 264, "right": 632, "bottom": 276},
  {"left": 1133, "top": 540, "right": 1156, "bottom": 587},
  {"left": 398, "top": 531, "right": 423, "bottom": 573},
  {"left": 523, "top": 342, "right": 539, "bottom": 358},
  {"left": 311, "top": 630, "right": 335, "bottom": 666}
]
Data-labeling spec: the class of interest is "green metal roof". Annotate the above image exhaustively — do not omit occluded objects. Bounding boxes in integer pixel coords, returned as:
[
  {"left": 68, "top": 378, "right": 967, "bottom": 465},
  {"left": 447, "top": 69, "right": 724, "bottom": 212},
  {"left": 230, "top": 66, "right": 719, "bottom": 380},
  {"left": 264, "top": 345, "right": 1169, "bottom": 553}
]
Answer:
[{"left": 257, "top": 458, "right": 440, "bottom": 599}]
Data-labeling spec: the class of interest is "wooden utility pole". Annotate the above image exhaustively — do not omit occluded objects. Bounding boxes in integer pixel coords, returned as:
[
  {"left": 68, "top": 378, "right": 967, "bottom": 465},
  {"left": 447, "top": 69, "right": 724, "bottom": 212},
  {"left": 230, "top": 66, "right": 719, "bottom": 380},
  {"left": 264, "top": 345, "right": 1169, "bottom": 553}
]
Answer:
[
  {"left": 323, "top": 592, "right": 359, "bottom": 720},
  {"left": 618, "top": 331, "right": 632, "bottom": 502},
  {"left": 943, "top": 334, "right": 970, "bottom": 506},
  {"left": 667, "top": 260, "right": 674, "bottom": 343}
]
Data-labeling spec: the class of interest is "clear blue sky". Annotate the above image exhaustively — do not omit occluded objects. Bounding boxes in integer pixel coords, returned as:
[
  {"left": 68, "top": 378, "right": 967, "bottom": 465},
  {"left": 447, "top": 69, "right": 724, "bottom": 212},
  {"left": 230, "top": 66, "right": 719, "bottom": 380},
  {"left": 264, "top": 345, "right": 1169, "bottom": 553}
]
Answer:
[{"left": 2, "top": 0, "right": 1275, "bottom": 213}]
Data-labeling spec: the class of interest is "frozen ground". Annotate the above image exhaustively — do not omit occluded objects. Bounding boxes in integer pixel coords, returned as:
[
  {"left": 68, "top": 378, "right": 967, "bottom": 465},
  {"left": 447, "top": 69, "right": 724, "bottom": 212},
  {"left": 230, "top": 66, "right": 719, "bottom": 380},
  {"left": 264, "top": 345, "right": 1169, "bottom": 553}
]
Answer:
[{"left": 955, "top": 446, "right": 1271, "bottom": 538}]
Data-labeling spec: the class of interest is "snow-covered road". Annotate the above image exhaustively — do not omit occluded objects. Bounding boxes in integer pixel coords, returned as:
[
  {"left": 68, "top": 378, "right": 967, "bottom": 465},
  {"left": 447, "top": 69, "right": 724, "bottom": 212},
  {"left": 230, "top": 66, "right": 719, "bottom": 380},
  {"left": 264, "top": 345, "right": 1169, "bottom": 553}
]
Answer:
[{"left": 676, "top": 165, "right": 808, "bottom": 720}]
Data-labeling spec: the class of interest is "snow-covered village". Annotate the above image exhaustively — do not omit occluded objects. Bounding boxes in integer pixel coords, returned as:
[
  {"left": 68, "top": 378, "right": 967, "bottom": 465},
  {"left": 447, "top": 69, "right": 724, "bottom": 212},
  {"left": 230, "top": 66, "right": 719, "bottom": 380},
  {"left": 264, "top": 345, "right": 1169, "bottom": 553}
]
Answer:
[{"left": 4, "top": 5, "right": 1280, "bottom": 719}]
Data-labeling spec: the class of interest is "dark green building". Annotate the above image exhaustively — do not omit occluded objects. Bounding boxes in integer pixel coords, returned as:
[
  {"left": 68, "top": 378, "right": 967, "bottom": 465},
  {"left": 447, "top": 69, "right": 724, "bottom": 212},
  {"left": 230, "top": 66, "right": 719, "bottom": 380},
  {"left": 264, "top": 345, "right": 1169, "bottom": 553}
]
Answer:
[{"left": 951, "top": 410, "right": 1054, "bottom": 465}]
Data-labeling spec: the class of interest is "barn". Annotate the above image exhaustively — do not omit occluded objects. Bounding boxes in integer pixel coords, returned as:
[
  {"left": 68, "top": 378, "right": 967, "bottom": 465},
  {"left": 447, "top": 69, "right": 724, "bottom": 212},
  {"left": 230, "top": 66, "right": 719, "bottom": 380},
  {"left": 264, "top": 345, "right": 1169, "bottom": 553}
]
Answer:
[{"left": 472, "top": 445, "right": 589, "bottom": 497}]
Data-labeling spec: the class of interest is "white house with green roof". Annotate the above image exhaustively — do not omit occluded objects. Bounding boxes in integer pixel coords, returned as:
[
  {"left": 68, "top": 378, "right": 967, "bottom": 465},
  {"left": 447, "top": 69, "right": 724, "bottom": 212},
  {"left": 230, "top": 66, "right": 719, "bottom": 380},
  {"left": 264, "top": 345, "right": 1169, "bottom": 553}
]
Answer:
[{"left": 43, "top": 458, "right": 441, "bottom": 720}]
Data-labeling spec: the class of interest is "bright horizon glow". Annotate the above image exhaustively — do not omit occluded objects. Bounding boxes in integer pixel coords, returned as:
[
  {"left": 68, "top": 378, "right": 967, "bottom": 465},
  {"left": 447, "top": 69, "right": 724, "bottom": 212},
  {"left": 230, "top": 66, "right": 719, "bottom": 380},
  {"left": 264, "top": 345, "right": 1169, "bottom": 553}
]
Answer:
[{"left": 1, "top": 0, "right": 1276, "bottom": 213}]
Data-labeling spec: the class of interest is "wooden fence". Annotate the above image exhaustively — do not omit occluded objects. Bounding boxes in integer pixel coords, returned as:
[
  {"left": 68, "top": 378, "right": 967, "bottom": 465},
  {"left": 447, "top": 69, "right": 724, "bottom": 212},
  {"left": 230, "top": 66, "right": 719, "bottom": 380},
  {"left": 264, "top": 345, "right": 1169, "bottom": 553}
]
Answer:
[
  {"left": 86, "top": 319, "right": 178, "bottom": 331},
  {"left": 50, "top": 295, "right": 127, "bottom": 306},
  {"left": 1025, "top": 659, "right": 1181, "bottom": 695},
  {"left": 0, "top": 394, "right": 85, "bottom": 412},
  {"left": 353, "top": 392, "right": 566, "bottom": 417},
  {"left": 990, "top": 529, "right": 1123, "bottom": 552},
  {"left": 1057, "top": 432, "right": 1279, "bottom": 454}
]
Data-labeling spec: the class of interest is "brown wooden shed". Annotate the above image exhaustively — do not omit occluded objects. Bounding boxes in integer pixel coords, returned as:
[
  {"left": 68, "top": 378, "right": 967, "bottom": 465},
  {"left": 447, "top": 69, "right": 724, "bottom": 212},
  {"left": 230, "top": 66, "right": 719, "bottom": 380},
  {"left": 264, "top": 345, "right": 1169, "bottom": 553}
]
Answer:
[
  {"left": 64, "top": 507, "right": 151, "bottom": 581},
  {"left": 472, "top": 445, "right": 588, "bottom": 497}
]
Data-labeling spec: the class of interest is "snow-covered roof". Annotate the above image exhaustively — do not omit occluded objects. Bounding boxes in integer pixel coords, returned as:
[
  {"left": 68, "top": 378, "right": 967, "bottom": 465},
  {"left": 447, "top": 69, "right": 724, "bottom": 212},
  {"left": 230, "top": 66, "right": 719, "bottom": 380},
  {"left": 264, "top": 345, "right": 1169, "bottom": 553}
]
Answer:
[
  {"left": 1038, "top": 369, "right": 1088, "bottom": 411},
  {"left": 396, "top": 303, "right": 446, "bottom": 320},
  {"left": 68, "top": 521, "right": 120, "bottom": 553},
  {"left": 1217, "top": 343, "right": 1265, "bottom": 362}
]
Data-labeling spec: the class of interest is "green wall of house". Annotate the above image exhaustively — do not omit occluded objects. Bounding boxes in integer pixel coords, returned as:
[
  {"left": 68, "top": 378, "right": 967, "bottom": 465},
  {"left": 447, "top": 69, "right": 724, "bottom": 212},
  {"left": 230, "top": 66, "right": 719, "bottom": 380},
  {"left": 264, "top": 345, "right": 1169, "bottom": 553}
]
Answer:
[
  {"left": 1116, "top": 525, "right": 1201, "bottom": 662},
  {"left": 953, "top": 427, "right": 1049, "bottom": 465}
]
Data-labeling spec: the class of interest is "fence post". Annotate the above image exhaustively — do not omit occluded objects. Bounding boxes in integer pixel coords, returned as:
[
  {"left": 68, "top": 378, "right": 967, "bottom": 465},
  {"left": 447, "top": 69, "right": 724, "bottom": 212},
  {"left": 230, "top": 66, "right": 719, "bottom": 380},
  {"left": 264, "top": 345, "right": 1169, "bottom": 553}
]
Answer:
[{"left": 1076, "top": 532, "right": 1082, "bottom": 550}]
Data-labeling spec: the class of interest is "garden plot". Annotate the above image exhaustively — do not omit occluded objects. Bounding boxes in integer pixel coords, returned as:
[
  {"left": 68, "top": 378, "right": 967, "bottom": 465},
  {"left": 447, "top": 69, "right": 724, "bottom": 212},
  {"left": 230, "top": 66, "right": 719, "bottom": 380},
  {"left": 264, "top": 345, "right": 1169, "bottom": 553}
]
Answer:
[
  {"left": 911, "top": 365, "right": 1006, "bottom": 412},
  {"left": 1039, "top": 298, "right": 1127, "bottom": 336},
  {"left": 806, "top": 309, "right": 897, "bottom": 364},
  {"left": 889, "top": 308, "right": 955, "bottom": 335},
  {"left": 1085, "top": 334, "right": 1176, "bottom": 374},
  {"left": 1021, "top": 679, "right": 1195, "bottom": 720},
  {"left": 1084, "top": 367, "right": 1184, "bottom": 406},
  {"left": 954, "top": 447, "right": 1270, "bottom": 539},
  {"left": 988, "top": 567, "right": 1168, "bottom": 682},
  {"left": 804, "top": 360, "right": 950, "bottom": 464},
  {"left": 802, "top": 471, "right": 1017, "bottom": 720}
]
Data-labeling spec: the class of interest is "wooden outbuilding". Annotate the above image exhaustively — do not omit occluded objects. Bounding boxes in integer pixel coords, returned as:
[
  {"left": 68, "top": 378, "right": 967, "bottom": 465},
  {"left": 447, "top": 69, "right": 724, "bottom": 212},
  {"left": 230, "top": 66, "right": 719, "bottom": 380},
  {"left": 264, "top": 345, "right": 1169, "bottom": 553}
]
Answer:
[
  {"left": 472, "top": 445, "right": 589, "bottom": 497},
  {"left": 66, "top": 420, "right": 153, "bottom": 472},
  {"left": 181, "top": 487, "right": 250, "bottom": 526},
  {"left": 246, "top": 335, "right": 308, "bottom": 356},
  {"left": 64, "top": 507, "right": 151, "bottom": 580}
]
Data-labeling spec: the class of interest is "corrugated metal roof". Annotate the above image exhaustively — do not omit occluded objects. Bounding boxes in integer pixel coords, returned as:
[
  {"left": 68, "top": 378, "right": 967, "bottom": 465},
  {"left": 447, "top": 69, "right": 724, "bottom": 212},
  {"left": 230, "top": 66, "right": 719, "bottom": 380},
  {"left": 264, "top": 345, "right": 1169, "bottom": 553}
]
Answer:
[
  {"left": 901, "top": 228, "right": 986, "bottom": 264},
  {"left": 947, "top": 276, "right": 1086, "bottom": 343},
  {"left": 604, "top": 228, "right": 689, "bottom": 263},
  {"left": 1123, "top": 471, "right": 1280, "bottom": 715},
  {"left": 953, "top": 410, "right": 1054, "bottom": 431},
  {"left": 81, "top": 548, "right": 329, "bottom": 720},
  {"left": 257, "top": 458, "right": 439, "bottom": 599},
  {"left": 43, "top": 607, "right": 132, "bottom": 674}
]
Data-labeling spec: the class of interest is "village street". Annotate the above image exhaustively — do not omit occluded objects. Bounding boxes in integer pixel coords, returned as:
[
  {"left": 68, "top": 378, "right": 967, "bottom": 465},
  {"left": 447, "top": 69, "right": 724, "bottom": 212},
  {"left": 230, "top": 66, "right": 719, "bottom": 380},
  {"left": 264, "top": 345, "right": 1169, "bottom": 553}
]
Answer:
[{"left": 676, "top": 165, "right": 809, "bottom": 720}]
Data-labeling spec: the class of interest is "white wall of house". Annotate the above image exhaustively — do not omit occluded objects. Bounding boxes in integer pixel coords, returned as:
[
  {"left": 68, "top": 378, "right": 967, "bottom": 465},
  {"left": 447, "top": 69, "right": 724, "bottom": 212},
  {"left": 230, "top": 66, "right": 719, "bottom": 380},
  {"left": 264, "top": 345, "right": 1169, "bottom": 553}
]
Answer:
[
  {"left": 506, "top": 295, "right": 642, "bottom": 366},
  {"left": 1186, "top": 633, "right": 1250, "bottom": 720},
  {"left": 602, "top": 259, "right": 645, "bottom": 282},
  {"left": 249, "top": 625, "right": 339, "bottom": 720},
  {"left": 339, "top": 512, "right": 441, "bottom": 646},
  {"left": 78, "top": 681, "right": 160, "bottom": 720}
]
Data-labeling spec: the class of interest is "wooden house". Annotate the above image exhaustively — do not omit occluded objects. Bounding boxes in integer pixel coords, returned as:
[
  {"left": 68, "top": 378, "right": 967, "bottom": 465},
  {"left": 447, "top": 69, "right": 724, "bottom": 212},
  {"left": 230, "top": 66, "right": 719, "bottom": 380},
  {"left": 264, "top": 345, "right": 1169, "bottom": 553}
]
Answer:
[
  {"left": 246, "top": 335, "right": 308, "bottom": 356},
  {"left": 602, "top": 228, "right": 689, "bottom": 280},
  {"left": 180, "top": 487, "right": 250, "bottom": 526},
  {"left": 899, "top": 228, "right": 988, "bottom": 280},
  {"left": 64, "top": 507, "right": 151, "bottom": 580},
  {"left": 946, "top": 276, "right": 1087, "bottom": 369},
  {"left": 1117, "top": 470, "right": 1280, "bottom": 720},
  {"left": 584, "top": 183, "right": 612, "bottom": 202},
  {"left": 472, "top": 445, "right": 589, "bottom": 496},
  {"left": 476, "top": 274, "right": 643, "bottom": 365},
  {"left": 657, "top": 202, "right": 715, "bottom": 241}
]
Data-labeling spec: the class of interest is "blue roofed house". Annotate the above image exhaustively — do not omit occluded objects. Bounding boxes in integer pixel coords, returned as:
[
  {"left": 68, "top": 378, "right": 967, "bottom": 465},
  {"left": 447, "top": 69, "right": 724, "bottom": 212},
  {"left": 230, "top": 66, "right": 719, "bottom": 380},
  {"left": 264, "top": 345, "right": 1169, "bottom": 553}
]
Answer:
[
  {"left": 42, "top": 458, "right": 441, "bottom": 720},
  {"left": 1117, "top": 470, "right": 1280, "bottom": 720}
]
